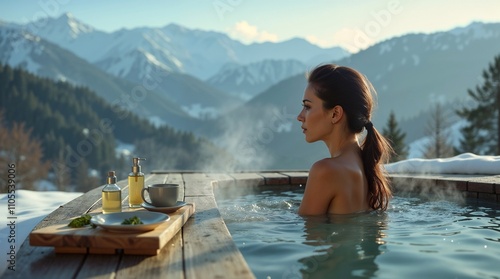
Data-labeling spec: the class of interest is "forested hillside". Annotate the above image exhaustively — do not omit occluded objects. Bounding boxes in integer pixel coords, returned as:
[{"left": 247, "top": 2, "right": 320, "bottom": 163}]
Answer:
[{"left": 0, "top": 64, "right": 229, "bottom": 192}]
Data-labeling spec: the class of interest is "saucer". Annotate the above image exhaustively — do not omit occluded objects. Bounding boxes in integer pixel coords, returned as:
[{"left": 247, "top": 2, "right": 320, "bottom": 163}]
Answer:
[{"left": 141, "top": 201, "right": 187, "bottom": 213}]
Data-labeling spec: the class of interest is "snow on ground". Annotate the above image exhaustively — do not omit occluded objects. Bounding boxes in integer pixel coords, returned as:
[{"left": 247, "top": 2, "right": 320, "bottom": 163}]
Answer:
[
  {"left": 0, "top": 190, "right": 82, "bottom": 276},
  {"left": 385, "top": 153, "right": 500, "bottom": 174}
]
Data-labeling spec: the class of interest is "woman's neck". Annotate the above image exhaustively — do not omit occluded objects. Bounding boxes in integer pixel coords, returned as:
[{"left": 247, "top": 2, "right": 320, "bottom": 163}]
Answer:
[{"left": 326, "top": 136, "right": 360, "bottom": 158}]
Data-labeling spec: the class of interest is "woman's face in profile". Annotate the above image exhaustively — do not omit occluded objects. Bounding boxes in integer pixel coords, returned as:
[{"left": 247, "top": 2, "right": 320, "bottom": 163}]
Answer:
[{"left": 297, "top": 84, "right": 334, "bottom": 143}]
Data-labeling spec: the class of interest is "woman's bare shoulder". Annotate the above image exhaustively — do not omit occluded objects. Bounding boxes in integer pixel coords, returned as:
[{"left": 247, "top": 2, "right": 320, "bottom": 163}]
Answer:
[
  {"left": 310, "top": 158, "right": 346, "bottom": 176},
  {"left": 309, "top": 157, "right": 357, "bottom": 190}
]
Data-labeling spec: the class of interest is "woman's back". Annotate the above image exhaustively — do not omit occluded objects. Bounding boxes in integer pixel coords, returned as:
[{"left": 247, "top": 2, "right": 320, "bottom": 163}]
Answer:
[
  {"left": 298, "top": 143, "right": 370, "bottom": 215},
  {"left": 326, "top": 150, "right": 370, "bottom": 214}
]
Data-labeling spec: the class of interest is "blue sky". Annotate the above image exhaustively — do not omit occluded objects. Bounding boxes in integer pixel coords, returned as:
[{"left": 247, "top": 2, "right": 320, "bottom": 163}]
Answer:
[{"left": 2, "top": 0, "right": 500, "bottom": 52}]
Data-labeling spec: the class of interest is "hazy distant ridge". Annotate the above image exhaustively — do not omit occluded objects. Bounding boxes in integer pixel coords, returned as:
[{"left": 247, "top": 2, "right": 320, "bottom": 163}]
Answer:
[{"left": 25, "top": 13, "right": 350, "bottom": 80}]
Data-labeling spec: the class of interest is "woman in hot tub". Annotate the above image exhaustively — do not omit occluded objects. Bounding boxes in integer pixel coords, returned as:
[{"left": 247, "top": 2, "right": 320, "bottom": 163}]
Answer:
[{"left": 297, "top": 64, "right": 393, "bottom": 215}]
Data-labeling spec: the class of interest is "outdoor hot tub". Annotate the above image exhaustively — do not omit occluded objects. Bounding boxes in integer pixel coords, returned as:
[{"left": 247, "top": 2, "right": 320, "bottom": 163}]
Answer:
[{"left": 214, "top": 177, "right": 500, "bottom": 278}]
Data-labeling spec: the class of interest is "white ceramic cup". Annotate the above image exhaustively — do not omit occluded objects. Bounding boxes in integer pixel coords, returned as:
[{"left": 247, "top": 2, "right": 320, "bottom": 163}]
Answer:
[{"left": 141, "top": 184, "right": 179, "bottom": 207}]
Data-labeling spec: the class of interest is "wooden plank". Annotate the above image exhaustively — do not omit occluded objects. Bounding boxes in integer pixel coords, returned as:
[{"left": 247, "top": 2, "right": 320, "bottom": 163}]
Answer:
[
  {"left": 163, "top": 173, "right": 184, "bottom": 185},
  {"left": 183, "top": 195, "right": 255, "bottom": 279},
  {"left": 258, "top": 172, "right": 290, "bottom": 185},
  {"left": 212, "top": 173, "right": 260, "bottom": 200},
  {"left": 205, "top": 173, "right": 235, "bottom": 188},
  {"left": 116, "top": 232, "right": 184, "bottom": 279},
  {"left": 228, "top": 173, "right": 265, "bottom": 187},
  {"left": 74, "top": 254, "right": 122, "bottom": 279},
  {"left": 88, "top": 247, "right": 116, "bottom": 254},
  {"left": 1, "top": 245, "right": 85, "bottom": 279},
  {"left": 29, "top": 204, "right": 195, "bottom": 254},
  {"left": 123, "top": 249, "right": 159, "bottom": 255},
  {"left": 55, "top": 247, "right": 88, "bottom": 254},
  {"left": 144, "top": 173, "right": 169, "bottom": 185},
  {"left": 279, "top": 171, "right": 308, "bottom": 185},
  {"left": 183, "top": 173, "right": 213, "bottom": 196}
]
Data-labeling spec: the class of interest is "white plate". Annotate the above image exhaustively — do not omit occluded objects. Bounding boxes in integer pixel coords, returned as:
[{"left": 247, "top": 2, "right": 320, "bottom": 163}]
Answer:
[
  {"left": 90, "top": 211, "right": 169, "bottom": 233},
  {"left": 141, "top": 201, "right": 187, "bottom": 213}
]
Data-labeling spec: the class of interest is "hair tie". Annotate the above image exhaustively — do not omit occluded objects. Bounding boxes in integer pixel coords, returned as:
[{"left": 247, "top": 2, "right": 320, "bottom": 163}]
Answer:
[{"left": 365, "top": 121, "right": 373, "bottom": 129}]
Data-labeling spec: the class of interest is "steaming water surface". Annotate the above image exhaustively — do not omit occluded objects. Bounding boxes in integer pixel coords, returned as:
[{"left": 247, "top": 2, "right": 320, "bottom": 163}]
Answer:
[{"left": 215, "top": 187, "right": 500, "bottom": 279}]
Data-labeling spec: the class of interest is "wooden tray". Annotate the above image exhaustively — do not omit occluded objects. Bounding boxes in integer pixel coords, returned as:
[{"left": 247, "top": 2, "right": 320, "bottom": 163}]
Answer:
[{"left": 29, "top": 203, "right": 195, "bottom": 255}]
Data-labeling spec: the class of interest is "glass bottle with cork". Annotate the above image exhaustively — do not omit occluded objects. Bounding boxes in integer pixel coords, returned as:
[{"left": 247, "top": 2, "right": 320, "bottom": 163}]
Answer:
[
  {"left": 128, "top": 157, "right": 146, "bottom": 207},
  {"left": 102, "top": 171, "right": 122, "bottom": 213}
]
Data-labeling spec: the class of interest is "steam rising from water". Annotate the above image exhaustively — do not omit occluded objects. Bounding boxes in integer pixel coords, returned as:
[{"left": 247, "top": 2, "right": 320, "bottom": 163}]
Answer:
[
  {"left": 200, "top": 104, "right": 297, "bottom": 172},
  {"left": 391, "top": 177, "right": 466, "bottom": 205},
  {"left": 386, "top": 153, "right": 500, "bottom": 204}
]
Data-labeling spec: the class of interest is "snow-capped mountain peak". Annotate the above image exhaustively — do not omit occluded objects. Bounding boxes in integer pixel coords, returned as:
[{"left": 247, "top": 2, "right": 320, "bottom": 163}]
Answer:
[
  {"left": 59, "top": 12, "right": 94, "bottom": 37},
  {"left": 207, "top": 59, "right": 308, "bottom": 100},
  {"left": 449, "top": 21, "right": 500, "bottom": 39},
  {"left": 31, "top": 12, "right": 95, "bottom": 40},
  {"left": 0, "top": 27, "right": 43, "bottom": 74}
]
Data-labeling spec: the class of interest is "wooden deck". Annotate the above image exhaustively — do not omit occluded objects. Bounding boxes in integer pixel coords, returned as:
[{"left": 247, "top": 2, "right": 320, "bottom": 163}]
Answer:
[
  {"left": 1, "top": 171, "right": 308, "bottom": 279},
  {"left": 2, "top": 171, "right": 498, "bottom": 279}
]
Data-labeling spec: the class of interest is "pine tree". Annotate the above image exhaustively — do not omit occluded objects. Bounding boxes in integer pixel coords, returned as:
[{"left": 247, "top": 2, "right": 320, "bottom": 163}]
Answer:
[
  {"left": 456, "top": 55, "right": 500, "bottom": 155},
  {"left": 75, "top": 159, "right": 100, "bottom": 193},
  {"left": 423, "top": 103, "right": 454, "bottom": 158},
  {"left": 52, "top": 148, "right": 72, "bottom": 191},
  {"left": 382, "top": 111, "right": 408, "bottom": 162}
]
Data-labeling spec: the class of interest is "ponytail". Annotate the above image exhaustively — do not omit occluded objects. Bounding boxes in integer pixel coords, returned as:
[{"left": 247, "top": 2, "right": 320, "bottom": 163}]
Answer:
[{"left": 362, "top": 123, "right": 393, "bottom": 210}]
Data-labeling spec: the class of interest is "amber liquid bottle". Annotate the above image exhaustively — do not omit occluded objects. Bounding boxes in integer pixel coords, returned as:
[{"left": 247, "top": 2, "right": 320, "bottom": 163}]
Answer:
[
  {"left": 128, "top": 158, "right": 145, "bottom": 207},
  {"left": 102, "top": 171, "right": 122, "bottom": 213}
]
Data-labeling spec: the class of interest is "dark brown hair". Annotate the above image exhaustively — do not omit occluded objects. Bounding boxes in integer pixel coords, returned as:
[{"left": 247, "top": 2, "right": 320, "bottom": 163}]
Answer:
[{"left": 307, "top": 64, "right": 392, "bottom": 210}]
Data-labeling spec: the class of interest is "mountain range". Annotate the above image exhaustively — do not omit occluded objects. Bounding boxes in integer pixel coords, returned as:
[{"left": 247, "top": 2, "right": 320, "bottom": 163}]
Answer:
[
  {"left": 25, "top": 14, "right": 349, "bottom": 80},
  {"left": 2, "top": 13, "right": 500, "bottom": 169},
  {"left": 1, "top": 13, "right": 348, "bottom": 130}
]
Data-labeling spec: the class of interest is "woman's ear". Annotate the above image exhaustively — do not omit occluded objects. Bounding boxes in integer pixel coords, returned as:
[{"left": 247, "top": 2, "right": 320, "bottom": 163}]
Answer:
[{"left": 331, "top": 105, "right": 343, "bottom": 124}]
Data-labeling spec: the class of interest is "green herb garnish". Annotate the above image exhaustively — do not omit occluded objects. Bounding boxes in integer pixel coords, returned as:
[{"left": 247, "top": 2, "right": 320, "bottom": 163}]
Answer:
[
  {"left": 68, "top": 214, "right": 93, "bottom": 228},
  {"left": 121, "top": 216, "right": 144, "bottom": 225}
]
